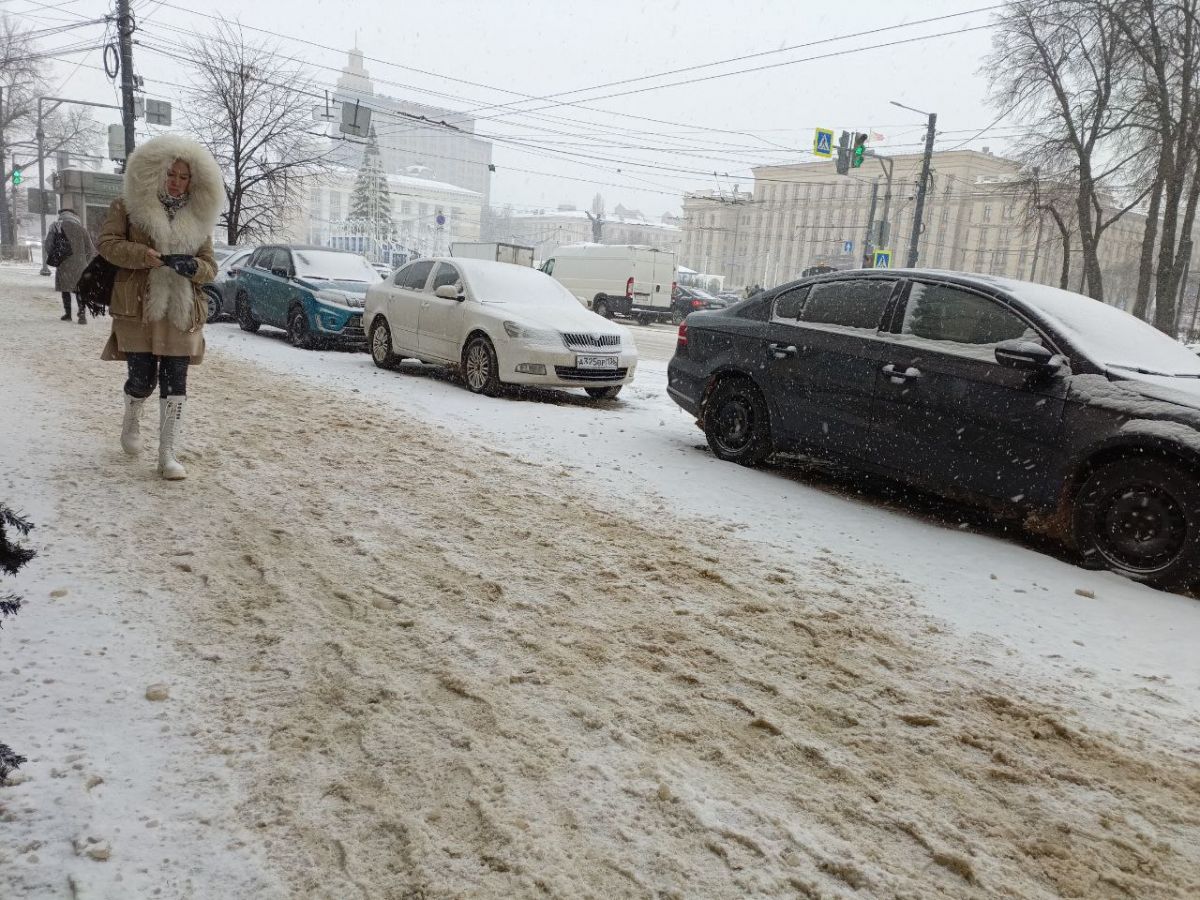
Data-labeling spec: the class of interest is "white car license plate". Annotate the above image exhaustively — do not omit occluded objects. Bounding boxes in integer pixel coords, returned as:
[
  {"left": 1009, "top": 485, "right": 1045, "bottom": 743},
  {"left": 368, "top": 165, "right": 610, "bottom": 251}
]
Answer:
[{"left": 576, "top": 354, "right": 618, "bottom": 370}]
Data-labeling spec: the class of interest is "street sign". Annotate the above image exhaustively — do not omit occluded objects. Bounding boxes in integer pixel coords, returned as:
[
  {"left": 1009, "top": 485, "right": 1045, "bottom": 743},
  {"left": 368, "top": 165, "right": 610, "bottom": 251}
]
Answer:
[
  {"left": 813, "top": 128, "right": 834, "bottom": 158},
  {"left": 145, "top": 99, "right": 172, "bottom": 126},
  {"left": 340, "top": 101, "right": 372, "bottom": 139},
  {"left": 842, "top": 240, "right": 853, "bottom": 254},
  {"left": 873, "top": 249, "right": 893, "bottom": 269},
  {"left": 108, "top": 123, "right": 125, "bottom": 161},
  {"left": 26, "top": 187, "right": 54, "bottom": 215}
]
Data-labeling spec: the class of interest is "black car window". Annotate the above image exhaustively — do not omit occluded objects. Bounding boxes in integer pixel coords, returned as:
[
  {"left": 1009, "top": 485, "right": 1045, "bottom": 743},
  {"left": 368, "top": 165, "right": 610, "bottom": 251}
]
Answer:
[
  {"left": 800, "top": 279, "right": 895, "bottom": 330},
  {"left": 431, "top": 263, "right": 461, "bottom": 291},
  {"left": 395, "top": 260, "right": 434, "bottom": 290},
  {"left": 542, "top": 259, "right": 554, "bottom": 276},
  {"left": 773, "top": 287, "right": 808, "bottom": 320},
  {"left": 274, "top": 249, "right": 293, "bottom": 275},
  {"left": 250, "top": 247, "right": 274, "bottom": 270},
  {"left": 901, "top": 283, "right": 1039, "bottom": 351}
]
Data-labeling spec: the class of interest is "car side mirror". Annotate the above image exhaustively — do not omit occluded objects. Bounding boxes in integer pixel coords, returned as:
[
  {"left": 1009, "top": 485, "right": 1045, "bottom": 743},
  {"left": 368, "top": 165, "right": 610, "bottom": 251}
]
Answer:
[
  {"left": 229, "top": 267, "right": 241, "bottom": 276},
  {"left": 435, "top": 284, "right": 463, "bottom": 300},
  {"left": 995, "top": 339, "right": 1057, "bottom": 371},
  {"left": 271, "top": 266, "right": 290, "bottom": 279}
]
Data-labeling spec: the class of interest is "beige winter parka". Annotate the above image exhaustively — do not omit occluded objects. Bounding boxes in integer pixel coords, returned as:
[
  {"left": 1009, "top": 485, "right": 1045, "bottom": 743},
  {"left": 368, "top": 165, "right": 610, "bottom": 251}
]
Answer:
[{"left": 98, "top": 135, "right": 223, "bottom": 362}]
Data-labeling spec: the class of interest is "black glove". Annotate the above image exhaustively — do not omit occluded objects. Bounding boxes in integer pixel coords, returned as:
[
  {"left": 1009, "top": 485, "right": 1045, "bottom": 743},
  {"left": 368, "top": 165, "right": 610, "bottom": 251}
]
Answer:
[{"left": 161, "top": 254, "right": 198, "bottom": 278}]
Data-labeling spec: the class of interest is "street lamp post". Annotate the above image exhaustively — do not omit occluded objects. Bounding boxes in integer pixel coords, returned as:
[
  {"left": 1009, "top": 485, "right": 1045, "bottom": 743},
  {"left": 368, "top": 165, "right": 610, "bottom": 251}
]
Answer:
[{"left": 890, "top": 100, "right": 938, "bottom": 268}]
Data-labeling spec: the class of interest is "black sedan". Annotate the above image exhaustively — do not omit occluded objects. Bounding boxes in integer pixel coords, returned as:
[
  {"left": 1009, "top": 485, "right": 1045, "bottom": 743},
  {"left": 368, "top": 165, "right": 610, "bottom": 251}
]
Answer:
[
  {"left": 668, "top": 268, "right": 1200, "bottom": 589},
  {"left": 671, "top": 286, "right": 726, "bottom": 325}
]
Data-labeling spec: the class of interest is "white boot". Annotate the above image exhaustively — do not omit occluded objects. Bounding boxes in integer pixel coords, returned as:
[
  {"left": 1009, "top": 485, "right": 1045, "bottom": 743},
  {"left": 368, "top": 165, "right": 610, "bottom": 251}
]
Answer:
[
  {"left": 158, "top": 396, "right": 187, "bottom": 481},
  {"left": 121, "top": 394, "right": 146, "bottom": 456}
]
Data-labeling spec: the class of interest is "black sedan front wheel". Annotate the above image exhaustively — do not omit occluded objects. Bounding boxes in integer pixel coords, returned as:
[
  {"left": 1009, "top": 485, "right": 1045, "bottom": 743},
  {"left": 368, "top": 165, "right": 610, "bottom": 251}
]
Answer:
[
  {"left": 703, "top": 377, "right": 772, "bottom": 466},
  {"left": 1072, "top": 458, "right": 1200, "bottom": 590}
]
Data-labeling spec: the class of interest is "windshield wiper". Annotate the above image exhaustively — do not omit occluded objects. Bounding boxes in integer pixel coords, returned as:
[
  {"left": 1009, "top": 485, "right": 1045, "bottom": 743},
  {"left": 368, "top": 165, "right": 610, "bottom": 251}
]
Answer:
[{"left": 1109, "top": 364, "right": 1200, "bottom": 378}]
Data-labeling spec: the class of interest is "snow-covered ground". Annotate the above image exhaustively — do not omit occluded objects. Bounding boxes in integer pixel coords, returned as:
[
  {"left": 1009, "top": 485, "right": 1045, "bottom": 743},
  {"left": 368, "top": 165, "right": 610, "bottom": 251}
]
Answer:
[{"left": 2, "top": 265, "right": 1199, "bottom": 898}]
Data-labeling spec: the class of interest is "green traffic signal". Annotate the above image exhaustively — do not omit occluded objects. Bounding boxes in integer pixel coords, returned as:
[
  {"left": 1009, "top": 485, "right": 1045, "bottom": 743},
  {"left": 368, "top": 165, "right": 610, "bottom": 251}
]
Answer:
[
  {"left": 851, "top": 133, "right": 867, "bottom": 168},
  {"left": 11, "top": 168, "right": 21, "bottom": 186}
]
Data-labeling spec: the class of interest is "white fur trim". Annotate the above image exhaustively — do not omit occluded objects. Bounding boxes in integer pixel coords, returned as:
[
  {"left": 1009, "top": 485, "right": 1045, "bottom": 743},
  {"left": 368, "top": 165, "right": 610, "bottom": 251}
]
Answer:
[{"left": 121, "top": 134, "right": 223, "bottom": 329}]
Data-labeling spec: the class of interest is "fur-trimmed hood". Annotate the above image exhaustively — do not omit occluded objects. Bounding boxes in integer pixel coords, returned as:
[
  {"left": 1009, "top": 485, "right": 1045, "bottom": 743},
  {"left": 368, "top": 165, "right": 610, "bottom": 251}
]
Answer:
[
  {"left": 121, "top": 134, "right": 223, "bottom": 331},
  {"left": 122, "top": 134, "right": 223, "bottom": 246}
]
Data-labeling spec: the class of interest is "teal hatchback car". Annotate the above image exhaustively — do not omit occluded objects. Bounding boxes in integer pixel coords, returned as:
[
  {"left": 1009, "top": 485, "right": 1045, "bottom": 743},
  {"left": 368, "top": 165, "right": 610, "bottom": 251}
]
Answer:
[{"left": 234, "top": 245, "right": 382, "bottom": 349}]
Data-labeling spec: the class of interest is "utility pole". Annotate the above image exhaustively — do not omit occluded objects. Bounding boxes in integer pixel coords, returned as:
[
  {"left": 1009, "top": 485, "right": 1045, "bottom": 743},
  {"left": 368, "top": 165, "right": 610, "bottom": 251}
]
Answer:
[
  {"left": 862, "top": 177, "right": 879, "bottom": 268},
  {"left": 117, "top": 0, "right": 137, "bottom": 162},
  {"left": 0, "top": 86, "right": 9, "bottom": 255},
  {"left": 907, "top": 111, "right": 936, "bottom": 267},
  {"left": 1029, "top": 166, "right": 1043, "bottom": 282}
]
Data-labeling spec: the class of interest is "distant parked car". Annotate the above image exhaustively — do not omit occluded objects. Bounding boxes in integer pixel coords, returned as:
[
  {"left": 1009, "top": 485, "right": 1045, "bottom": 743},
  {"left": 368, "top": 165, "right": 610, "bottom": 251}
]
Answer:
[
  {"left": 669, "top": 268, "right": 1200, "bottom": 590},
  {"left": 235, "top": 245, "right": 376, "bottom": 349},
  {"left": 204, "top": 245, "right": 254, "bottom": 322},
  {"left": 364, "top": 257, "right": 637, "bottom": 399},
  {"left": 671, "top": 285, "right": 724, "bottom": 324}
]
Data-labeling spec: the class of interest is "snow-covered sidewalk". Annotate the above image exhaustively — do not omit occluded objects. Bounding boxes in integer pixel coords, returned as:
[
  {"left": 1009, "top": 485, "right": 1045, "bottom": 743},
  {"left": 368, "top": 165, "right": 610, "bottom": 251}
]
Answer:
[{"left": 2, "top": 268, "right": 1199, "bottom": 898}]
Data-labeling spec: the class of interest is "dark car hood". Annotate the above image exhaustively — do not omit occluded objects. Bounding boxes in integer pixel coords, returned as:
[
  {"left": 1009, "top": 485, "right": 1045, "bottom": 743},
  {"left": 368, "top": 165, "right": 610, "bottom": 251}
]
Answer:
[
  {"left": 1070, "top": 372, "right": 1200, "bottom": 430},
  {"left": 1105, "top": 370, "right": 1200, "bottom": 412}
]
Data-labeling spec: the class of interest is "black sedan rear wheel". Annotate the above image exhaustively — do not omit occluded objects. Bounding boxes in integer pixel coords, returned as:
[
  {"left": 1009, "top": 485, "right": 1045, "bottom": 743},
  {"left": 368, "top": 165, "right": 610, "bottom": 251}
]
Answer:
[
  {"left": 703, "top": 377, "right": 772, "bottom": 466},
  {"left": 1072, "top": 458, "right": 1200, "bottom": 590}
]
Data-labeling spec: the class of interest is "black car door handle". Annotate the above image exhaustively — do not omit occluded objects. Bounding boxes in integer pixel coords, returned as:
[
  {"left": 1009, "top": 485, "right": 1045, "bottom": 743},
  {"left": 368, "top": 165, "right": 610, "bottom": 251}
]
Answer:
[
  {"left": 768, "top": 343, "right": 798, "bottom": 359},
  {"left": 882, "top": 364, "right": 922, "bottom": 382}
]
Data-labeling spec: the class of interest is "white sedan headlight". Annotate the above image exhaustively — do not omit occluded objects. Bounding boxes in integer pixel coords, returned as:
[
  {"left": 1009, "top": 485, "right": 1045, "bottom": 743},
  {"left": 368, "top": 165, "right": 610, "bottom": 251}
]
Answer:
[{"left": 503, "top": 320, "right": 561, "bottom": 345}]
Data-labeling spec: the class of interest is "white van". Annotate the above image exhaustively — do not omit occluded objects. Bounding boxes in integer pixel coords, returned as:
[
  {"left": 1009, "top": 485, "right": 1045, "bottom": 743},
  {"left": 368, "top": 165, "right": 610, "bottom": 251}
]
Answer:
[{"left": 540, "top": 244, "right": 677, "bottom": 324}]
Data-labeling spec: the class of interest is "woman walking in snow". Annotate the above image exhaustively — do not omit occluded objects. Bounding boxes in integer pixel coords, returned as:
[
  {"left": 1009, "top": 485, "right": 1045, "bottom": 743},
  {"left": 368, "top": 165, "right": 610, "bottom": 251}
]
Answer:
[
  {"left": 97, "top": 134, "right": 222, "bottom": 481},
  {"left": 47, "top": 208, "right": 96, "bottom": 324}
]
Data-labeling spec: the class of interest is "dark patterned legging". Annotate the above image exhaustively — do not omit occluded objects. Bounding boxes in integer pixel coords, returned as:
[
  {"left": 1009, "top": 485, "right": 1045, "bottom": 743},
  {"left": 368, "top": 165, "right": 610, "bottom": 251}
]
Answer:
[{"left": 124, "top": 353, "right": 189, "bottom": 399}]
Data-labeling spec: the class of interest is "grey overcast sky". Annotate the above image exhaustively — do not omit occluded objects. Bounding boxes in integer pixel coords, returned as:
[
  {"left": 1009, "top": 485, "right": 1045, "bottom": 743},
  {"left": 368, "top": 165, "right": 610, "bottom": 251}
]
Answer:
[{"left": 24, "top": 0, "right": 1010, "bottom": 218}]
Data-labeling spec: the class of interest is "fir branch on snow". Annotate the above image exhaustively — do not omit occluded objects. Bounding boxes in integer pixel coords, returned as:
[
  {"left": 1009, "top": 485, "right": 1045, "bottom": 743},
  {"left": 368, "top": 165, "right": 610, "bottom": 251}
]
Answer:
[
  {"left": 0, "top": 594, "right": 21, "bottom": 624},
  {"left": 0, "top": 742, "right": 27, "bottom": 783},
  {"left": 0, "top": 504, "right": 36, "bottom": 576}
]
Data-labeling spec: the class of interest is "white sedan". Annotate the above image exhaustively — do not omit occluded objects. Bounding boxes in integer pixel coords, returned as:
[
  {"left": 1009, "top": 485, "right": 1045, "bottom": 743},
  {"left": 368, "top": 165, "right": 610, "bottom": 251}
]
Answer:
[{"left": 363, "top": 257, "right": 638, "bottom": 399}]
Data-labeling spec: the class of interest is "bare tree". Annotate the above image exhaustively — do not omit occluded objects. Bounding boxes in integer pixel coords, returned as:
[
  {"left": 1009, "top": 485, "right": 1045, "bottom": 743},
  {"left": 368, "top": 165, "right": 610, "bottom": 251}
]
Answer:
[
  {"left": 1019, "top": 167, "right": 1080, "bottom": 289},
  {"left": 1111, "top": 0, "right": 1200, "bottom": 331},
  {"left": 0, "top": 18, "right": 101, "bottom": 250},
  {"left": 987, "top": 0, "right": 1149, "bottom": 303},
  {"left": 182, "top": 22, "right": 333, "bottom": 245},
  {"left": 1, "top": 17, "right": 49, "bottom": 250}
]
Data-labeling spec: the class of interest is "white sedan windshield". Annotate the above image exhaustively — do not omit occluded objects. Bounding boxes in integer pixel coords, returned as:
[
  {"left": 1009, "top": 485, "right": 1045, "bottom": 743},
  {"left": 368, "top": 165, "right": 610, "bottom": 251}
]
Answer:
[{"left": 465, "top": 264, "right": 578, "bottom": 308}]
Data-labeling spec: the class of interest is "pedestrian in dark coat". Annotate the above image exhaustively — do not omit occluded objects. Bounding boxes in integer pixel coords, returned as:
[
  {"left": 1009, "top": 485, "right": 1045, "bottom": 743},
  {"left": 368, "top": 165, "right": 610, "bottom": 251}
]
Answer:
[{"left": 46, "top": 209, "right": 96, "bottom": 323}]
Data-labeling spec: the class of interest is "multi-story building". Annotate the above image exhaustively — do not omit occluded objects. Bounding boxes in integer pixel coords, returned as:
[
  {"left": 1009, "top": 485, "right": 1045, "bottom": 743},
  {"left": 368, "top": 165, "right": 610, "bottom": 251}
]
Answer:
[
  {"left": 329, "top": 49, "right": 494, "bottom": 208},
  {"left": 678, "top": 188, "right": 755, "bottom": 283},
  {"left": 502, "top": 205, "right": 682, "bottom": 259},
  {"left": 280, "top": 168, "right": 483, "bottom": 260},
  {"left": 681, "top": 150, "right": 1151, "bottom": 305}
]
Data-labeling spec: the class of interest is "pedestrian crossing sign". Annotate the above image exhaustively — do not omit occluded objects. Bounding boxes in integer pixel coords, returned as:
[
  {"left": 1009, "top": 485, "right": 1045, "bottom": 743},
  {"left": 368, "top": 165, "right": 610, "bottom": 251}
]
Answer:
[
  {"left": 813, "top": 128, "right": 834, "bottom": 158},
  {"left": 873, "top": 249, "right": 893, "bottom": 269}
]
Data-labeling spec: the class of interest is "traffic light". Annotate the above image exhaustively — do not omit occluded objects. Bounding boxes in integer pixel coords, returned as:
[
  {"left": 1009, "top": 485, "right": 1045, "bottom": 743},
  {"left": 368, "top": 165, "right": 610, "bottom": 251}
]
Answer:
[
  {"left": 835, "top": 131, "right": 850, "bottom": 176},
  {"left": 852, "top": 133, "right": 868, "bottom": 168},
  {"left": 11, "top": 167, "right": 21, "bottom": 186}
]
